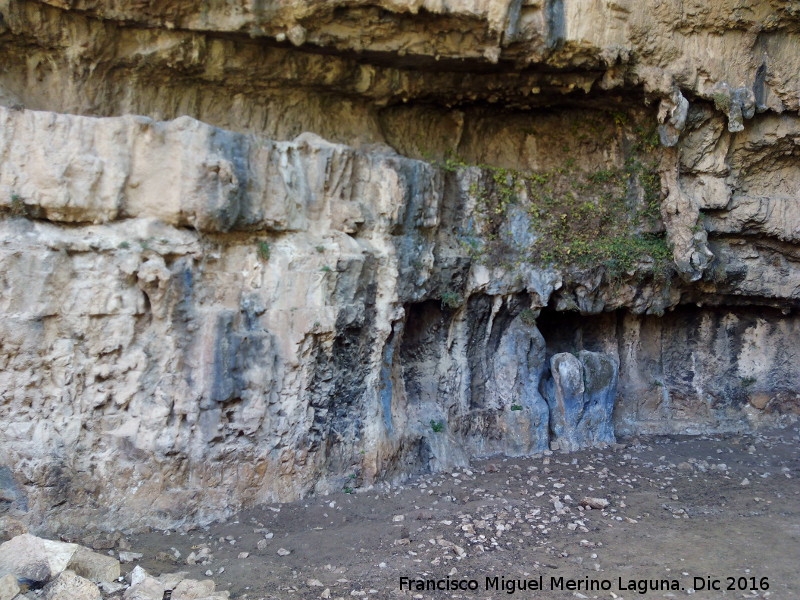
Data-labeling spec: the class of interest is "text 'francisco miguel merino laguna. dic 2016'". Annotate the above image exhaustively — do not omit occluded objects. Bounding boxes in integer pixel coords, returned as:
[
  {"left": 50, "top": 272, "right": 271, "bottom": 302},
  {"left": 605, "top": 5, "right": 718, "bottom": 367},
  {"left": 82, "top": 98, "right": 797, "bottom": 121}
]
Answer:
[{"left": 399, "top": 575, "right": 684, "bottom": 595}]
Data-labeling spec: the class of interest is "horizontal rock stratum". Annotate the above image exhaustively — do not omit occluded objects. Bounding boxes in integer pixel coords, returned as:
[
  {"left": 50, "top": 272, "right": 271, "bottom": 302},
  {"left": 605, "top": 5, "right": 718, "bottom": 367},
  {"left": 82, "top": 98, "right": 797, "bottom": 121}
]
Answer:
[{"left": 0, "top": 0, "right": 798, "bottom": 530}]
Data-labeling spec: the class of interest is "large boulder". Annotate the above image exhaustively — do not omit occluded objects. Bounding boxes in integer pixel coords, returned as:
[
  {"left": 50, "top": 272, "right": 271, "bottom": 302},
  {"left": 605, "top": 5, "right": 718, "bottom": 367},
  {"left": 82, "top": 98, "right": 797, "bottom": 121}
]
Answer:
[
  {"left": 544, "top": 350, "right": 618, "bottom": 451},
  {"left": 67, "top": 546, "right": 120, "bottom": 583},
  {"left": 0, "top": 534, "right": 77, "bottom": 585},
  {"left": 42, "top": 570, "right": 101, "bottom": 600},
  {"left": 171, "top": 579, "right": 216, "bottom": 600},
  {"left": 0, "top": 573, "right": 20, "bottom": 600},
  {"left": 123, "top": 576, "right": 166, "bottom": 600}
]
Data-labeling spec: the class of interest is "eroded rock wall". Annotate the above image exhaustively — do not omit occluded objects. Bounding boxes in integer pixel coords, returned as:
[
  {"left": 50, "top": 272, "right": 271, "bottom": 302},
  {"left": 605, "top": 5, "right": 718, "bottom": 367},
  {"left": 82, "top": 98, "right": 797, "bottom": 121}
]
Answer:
[
  {"left": 538, "top": 307, "right": 800, "bottom": 434},
  {"left": 0, "top": 0, "right": 798, "bottom": 530}
]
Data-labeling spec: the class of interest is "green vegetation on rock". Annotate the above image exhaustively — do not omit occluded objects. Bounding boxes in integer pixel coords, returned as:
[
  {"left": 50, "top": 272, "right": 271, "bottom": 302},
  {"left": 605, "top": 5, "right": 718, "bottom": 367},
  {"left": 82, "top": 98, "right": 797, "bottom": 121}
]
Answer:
[
  {"left": 440, "top": 291, "right": 463, "bottom": 309},
  {"left": 430, "top": 420, "right": 445, "bottom": 433},
  {"left": 436, "top": 121, "right": 673, "bottom": 284},
  {"left": 257, "top": 241, "right": 271, "bottom": 261}
]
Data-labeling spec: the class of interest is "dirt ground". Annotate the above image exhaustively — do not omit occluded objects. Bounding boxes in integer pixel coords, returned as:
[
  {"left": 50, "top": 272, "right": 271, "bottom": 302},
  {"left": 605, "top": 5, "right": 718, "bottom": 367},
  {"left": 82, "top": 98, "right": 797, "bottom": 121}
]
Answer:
[{"left": 125, "top": 420, "right": 800, "bottom": 600}]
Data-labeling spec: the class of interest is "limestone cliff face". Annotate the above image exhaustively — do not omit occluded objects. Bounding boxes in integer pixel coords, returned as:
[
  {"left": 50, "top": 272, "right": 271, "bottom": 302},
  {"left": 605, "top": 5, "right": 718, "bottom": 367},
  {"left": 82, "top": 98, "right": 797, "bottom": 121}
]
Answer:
[{"left": 0, "top": 0, "right": 798, "bottom": 530}]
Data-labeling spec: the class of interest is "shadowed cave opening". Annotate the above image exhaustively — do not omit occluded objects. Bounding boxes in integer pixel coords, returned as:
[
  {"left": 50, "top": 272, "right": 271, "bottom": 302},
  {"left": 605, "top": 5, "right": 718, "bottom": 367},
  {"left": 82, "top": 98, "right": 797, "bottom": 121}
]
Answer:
[{"left": 536, "top": 303, "right": 800, "bottom": 433}]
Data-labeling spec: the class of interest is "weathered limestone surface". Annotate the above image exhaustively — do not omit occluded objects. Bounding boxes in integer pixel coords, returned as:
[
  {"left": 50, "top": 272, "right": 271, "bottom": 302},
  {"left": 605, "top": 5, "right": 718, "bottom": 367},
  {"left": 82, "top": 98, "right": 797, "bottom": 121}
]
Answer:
[
  {"left": 0, "top": 0, "right": 798, "bottom": 530},
  {"left": 539, "top": 307, "right": 800, "bottom": 435},
  {"left": 68, "top": 547, "right": 121, "bottom": 583},
  {"left": 123, "top": 578, "right": 165, "bottom": 600},
  {"left": 0, "top": 574, "right": 20, "bottom": 600},
  {"left": 43, "top": 571, "right": 102, "bottom": 600},
  {"left": 1, "top": 0, "right": 799, "bottom": 147},
  {"left": 545, "top": 351, "right": 618, "bottom": 452},
  {"left": 0, "top": 534, "right": 77, "bottom": 584},
  {"left": 486, "top": 315, "right": 550, "bottom": 456}
]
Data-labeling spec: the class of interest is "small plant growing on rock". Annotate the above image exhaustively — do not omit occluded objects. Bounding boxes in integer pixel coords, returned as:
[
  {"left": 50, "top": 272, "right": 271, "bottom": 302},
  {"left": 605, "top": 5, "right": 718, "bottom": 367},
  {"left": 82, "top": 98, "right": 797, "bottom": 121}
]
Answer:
[
  {"left": 588, "top": 169, "right": 619, "bottom": 184},
  {"left": 257, "top": 241, "right": 271, "bottom": 261},
  {"left": 342, "top": 486, "right": 354, "bottom": 494},
  {"left": 8, "top": 193, "right": 26, "bottom": 217},
  {"left": 519, "top": 308, "right": 537, "bottom": 326},
  {"left": 430, "top": 420, "right": 445, "bottom": 433},
  {"left": 440, "top": 291, "right": 463, "bottom": 310},
  {"left": 510, "top": 404, "right": 523, "bottom": 411},
  {"left": 321, "top": 265, "right": 332, "bottom": 273},
  {"left": 740, "top": 376, "right": 757, "bottom": 388},
  {"left": 712, "top": 92, "right": 732, "bottom": 112},
  {"left": 708, "top": 259, "right": 728, "bottom": 284}
]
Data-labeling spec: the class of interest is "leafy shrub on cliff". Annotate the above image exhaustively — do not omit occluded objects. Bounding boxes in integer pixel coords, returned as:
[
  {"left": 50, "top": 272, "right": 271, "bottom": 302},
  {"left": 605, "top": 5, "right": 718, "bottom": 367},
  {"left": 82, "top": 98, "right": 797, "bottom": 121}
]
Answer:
[
  {"left": 440, "top": 291, "right": 463, "bottom": 309},
  {"left": 430, "top": 420, "right": 445, "bottom": 433}
]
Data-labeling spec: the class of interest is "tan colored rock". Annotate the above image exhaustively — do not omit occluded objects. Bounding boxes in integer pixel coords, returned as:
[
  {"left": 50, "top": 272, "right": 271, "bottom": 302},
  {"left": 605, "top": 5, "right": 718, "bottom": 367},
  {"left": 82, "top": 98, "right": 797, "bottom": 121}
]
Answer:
[
  {"left": 156, "top": 571, "right": 189, "bottom": 590},
  {"left": 0, "top": 535, "right": 77, "bottom": 584},
  {"left": 99, "top": 581, "right": 126, "bottom": 595},
  {"left": 0, "top": 100, "right": 798, "bottom": 531},
  {"left": 581, "top": 497, "right": 611, "bottom": 510},
  {"left": 659, "top": 147, "right": 713, "bottom": 281},
  {"left": 0, "top": 518, "right": 26, "bottom": 543},
  {"left": 42, "top": 570, "right": 101, "bottom": 600},
  {"left": 10, "top": 0, "right": 798, "bottom": 118},
  {"left": 123, "top": 577, "right": 165, "bottom": 600},
  {"left": 0, "top": 573, "right": 20, "bottom": 600},
  {"left": 171, "top": 579, "right": 215, "bottom": 600},
  {"left": 67, "top": 546, "right": 120, "bottom": 583},
  {"left": 749, "top": 393, "right": 771, "bottom": 411},
  {"left": 682, "top": 175, "right": 730, "bottom": 211}
]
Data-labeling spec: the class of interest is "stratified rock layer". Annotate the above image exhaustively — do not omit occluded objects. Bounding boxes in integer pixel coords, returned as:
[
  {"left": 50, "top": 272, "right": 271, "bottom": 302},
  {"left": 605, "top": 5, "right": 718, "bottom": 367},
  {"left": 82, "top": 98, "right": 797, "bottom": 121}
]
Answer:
[{"left": 0, "top": 0, "right": 798, "bottom": 530}]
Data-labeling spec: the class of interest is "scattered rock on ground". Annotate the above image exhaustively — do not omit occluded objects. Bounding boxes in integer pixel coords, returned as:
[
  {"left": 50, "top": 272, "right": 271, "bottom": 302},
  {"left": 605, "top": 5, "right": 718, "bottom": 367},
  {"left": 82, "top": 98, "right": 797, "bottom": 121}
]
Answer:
[
  {"left": 67, "top": 546, "right": 120, "bottom": 583},
  {"left": 0, "top": 519, "right": 26, "bottom": 544},
  {"left": 128, "top": 565, "right": 148, "bottom": 586},
  {"left": 123, "top": 576, "right": 165, "bottom": 600},
  {"left": 156, "top": 571, "right": 188, "bottom": 590},
  {"left": 99, "top": 581, "right": 126, "bottom": 595},
  {"left": 118, "top": 552, "right": 143, "bottom": 564},
  {"left": 171, "top": 578, "right": 215, "bottom": 600},
  {"left": 580, "top": 497, "right": 610, "bottom": 509},
  {"left": 42, "top": 570, "right": 101, "bottom": 600},
  {"left": 0, "top": 573, "right": 20, "bottom": 600}
]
